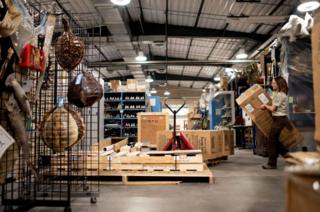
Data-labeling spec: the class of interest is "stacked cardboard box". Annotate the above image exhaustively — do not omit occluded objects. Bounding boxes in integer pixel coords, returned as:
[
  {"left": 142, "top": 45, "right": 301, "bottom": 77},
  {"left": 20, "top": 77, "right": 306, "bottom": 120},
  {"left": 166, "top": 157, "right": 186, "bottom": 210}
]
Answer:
[{"left": 236, "top": 84, "right": 303, "bottom": 149}]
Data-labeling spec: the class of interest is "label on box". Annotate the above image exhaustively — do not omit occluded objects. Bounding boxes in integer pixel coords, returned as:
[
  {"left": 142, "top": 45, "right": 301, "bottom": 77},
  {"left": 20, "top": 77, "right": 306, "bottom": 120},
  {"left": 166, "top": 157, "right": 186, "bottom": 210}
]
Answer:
[
  {"left": 258, "top": 93, "right": 269, "bottom": 104},
  {"left": 0, "top": 125, "right": 15, "bottom": 158},
  {"left": 245, "top": 104, "right": 254, "bottom": 113},
  {"left": 75, "top": 74, "right": 83, "bottom": 85},
  {"left": 215, "top": 109, "right": 221, "bottom": 115}
]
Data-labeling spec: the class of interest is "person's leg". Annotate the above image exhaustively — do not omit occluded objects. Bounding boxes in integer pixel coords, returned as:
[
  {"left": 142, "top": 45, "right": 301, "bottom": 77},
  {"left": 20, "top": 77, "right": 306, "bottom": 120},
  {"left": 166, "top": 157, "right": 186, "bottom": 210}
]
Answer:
[{"left": 267, "top": 125, "right": 282, "bottom": 167}]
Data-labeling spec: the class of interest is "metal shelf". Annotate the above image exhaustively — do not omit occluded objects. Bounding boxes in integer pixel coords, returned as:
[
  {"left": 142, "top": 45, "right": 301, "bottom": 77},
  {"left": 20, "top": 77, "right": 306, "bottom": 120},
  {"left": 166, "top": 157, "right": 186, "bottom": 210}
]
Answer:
[
  {"left": 122, "top": 99, "right": 145, "bottom": 102},
  {"left": 123, "top": 108, "right": 145, "bottom": 111},
  {"left": 105, "top": 109, "right": 120, "bottom": 112}
]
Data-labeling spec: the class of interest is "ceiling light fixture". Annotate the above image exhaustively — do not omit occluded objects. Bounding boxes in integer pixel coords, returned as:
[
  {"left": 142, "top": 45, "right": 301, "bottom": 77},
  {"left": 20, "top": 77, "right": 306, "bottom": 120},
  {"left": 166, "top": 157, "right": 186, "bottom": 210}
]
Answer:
[
  {"left": 297, "top": 0, "right": 320, "bottom": 12},
  {"left": 236, "top": 48, "right": 248, "bottom": 59},
  {"left": 145, "top": 75, "right": 154, "bottom": 83},
  {"left": 214, "top": 76, "right": 221, "bottom": 81},
  {"left": 135, "top": 51, "right": 147, "bottom": 61},
  {"left": 164, "top": 90, "right": 170, "bottom": 96},
  {"left": 110, "top": 0, "right": 131, "bottom": 6},
  {"left": 150, "top": 87, "right": 157, "bottom": 94}
]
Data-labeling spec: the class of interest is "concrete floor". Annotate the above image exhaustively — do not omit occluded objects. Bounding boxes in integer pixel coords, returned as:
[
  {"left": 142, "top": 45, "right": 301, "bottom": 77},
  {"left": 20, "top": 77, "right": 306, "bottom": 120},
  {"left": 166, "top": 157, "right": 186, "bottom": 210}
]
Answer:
[{"left": 7, "top": 149, "right": 287, "bottom": 212}]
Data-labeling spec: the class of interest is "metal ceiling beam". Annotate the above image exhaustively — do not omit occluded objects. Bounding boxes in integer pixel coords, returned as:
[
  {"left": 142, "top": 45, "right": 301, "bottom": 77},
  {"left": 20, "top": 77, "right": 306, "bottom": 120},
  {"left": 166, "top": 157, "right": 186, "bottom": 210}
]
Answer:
[
  {"left": 87, "top": 59, "right": 258, "bottom": 68},
  {"left": 104, "top": 73, "right": 212, "bottom": 82},
  {"left": 129, "top": 22, "right": 270, "bottom": 42}
]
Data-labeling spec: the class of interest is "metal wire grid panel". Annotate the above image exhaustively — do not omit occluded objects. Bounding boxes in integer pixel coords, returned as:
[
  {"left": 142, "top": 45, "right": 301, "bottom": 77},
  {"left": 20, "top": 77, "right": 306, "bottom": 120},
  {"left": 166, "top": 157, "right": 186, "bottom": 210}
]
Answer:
[{"left": 0, "top": 8, "right": 105, "bottom": 211}]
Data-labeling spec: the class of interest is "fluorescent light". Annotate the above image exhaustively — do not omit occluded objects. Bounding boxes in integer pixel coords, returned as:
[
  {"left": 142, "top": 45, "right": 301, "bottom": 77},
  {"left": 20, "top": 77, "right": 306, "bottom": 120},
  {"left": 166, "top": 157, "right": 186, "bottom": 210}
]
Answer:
[
  {"left": 236, "top": 49, "right": 248, "bottom": 59},
  {"left": 135, "top": 51, "right": 147, "bottom": 61},
  {"left": 145, "top": 75, "right": 154, "bottom": 83},
  {"left": 150, "top": 87, "right": 157, "bottom": 94},
  {"left": 297, "top": 0, "right": 320, "bottom": 12},
  {"left": 110, "top": 0, "right": 131, "bottom": 6},
  {"left": 164, "top": 90, "right": 170, "bottom": 96}
]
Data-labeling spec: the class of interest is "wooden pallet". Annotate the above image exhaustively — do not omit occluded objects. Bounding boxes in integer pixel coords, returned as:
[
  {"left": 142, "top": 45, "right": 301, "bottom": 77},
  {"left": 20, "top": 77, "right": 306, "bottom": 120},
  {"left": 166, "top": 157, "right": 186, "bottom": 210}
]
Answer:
[
  {"left": 205, "top": 156, "right": 228, "bottom": 166},
  {"left": 46, "top": 164, "right": 214, "bottom": 184}
]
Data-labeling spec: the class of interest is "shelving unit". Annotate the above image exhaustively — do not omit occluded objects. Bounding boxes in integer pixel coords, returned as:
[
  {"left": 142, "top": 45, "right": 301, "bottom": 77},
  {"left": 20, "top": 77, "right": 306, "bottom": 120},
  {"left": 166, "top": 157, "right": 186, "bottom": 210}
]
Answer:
[
  {"left": 209, "top": 91, "right": 235, "bottom": 129},
  {"left": 104, "top": 91, "right": 146, "bottom": 143}
]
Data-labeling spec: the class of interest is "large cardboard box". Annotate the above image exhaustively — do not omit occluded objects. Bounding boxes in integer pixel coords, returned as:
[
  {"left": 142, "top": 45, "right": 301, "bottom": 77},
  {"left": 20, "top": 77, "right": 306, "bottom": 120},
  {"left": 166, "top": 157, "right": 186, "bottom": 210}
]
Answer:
[
  {"left": 110, "top": 80, "right": 120, "bottom": 92},
  {"left": 137, "top": 112, "right": 169, "bottom": 145},
  {"left": 236, "top": 84, "right": 273, "bottom": 137},
  {"left": 312, "top": 10, "right": 320, "bottom": 151},
  {"left": 127, "top": 79, "right": 137, "bottom": 91},
  {"left": 285, "top": 174, "right": 320, "bottom": 212},
  {"left": 236, "top": 84, "right": 303, "bottom": 149}
]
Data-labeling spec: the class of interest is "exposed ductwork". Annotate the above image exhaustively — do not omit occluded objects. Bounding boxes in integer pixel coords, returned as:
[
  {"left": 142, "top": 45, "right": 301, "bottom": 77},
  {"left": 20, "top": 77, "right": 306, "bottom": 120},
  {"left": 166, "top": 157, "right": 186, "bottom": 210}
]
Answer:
[{"left": 93, "top": 0, "right": 145, "bottom": 81}]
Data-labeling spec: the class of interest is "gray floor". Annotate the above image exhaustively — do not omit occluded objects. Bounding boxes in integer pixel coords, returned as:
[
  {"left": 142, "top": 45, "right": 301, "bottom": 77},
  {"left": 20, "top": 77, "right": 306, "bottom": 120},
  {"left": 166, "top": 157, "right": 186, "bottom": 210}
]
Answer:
[{"left": 12, "top": 149, "right": 287, "bottom": 212}]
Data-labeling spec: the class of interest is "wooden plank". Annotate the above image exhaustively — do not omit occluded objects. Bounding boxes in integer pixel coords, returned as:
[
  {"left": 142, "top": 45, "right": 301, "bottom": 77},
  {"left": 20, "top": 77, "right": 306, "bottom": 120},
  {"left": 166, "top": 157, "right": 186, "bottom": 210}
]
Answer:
[{"left": 137, "top": 112, "right": 169, "bottom": 144}]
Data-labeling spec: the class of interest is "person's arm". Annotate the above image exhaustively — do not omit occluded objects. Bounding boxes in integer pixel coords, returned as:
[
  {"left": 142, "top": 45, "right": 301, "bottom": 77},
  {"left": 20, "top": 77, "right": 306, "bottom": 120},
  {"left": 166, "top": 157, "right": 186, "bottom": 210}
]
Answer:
[
  {"left": 260, "top": 104, "right": 277, "bottom": 112},
  {"left": 260, "top": 92, "right": 285, "bottom": 112}
]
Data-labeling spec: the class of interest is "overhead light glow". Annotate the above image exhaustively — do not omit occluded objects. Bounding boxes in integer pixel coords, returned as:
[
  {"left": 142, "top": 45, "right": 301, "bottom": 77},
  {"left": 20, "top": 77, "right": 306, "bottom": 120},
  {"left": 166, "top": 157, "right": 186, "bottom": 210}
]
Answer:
[
  {"left": 145, "top": 75, "right": 154, "bottom": 83},
  {"left": 110, "top": 0, "right": 131, "bottom": 6},
  {"left": 236, "top": 48, "right": 248, "bottom": 59},
  {"left": 150, "top": 87, "right": 157, "bottom": 94},
  {"left": 164, "top": 90, "right": 170, "bottom": 96},
  {"left": 202, "top": 89, "right": 206, "bottom": 92},
  {"left": 135, "top": 51, "right": 147, "bottom": 61},
  {"left": 214, "top": 76, "right": 221, "bottom": 81},
  {"left": 297, "top": 0, "right": 320, "bottom": 12}
]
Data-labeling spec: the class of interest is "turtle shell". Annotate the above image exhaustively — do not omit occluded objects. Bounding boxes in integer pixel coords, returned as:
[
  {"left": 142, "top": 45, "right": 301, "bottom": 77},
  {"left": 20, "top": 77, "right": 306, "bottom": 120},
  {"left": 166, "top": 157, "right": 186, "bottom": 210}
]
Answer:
[
  {"left": 40, "top": 107, "right": 79, "bottom": 153},
  {"left": 68, "top": 71, "right": 103, "bottom": 107},
  {"left": 65, "top": 106, "right": 85, "bottom": 143},
  {"left": 55, "top": 18, "right": 84, "bottom": 71}
]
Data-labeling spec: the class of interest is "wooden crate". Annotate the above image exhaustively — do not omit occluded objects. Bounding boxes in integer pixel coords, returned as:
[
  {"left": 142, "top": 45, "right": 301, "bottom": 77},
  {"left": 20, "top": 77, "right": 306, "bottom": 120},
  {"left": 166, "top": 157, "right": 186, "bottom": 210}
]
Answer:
[
  {"left": 219, "top": 130, "right": 235, "bottom": 156},
  {"left": 156, "top": 130, "right": 224, "bottom": 160},
  {"left": 91, "top": 137, "right": 128, "bottom": 152},
  {"left": 286, "top": 174, "right": 320, "bottom": 212},
  {"left": 137, "top": 112, "right": 169, "bottom": 145},
  {"left": 312, "top": 11, "right": 320, "bottom": 151}
]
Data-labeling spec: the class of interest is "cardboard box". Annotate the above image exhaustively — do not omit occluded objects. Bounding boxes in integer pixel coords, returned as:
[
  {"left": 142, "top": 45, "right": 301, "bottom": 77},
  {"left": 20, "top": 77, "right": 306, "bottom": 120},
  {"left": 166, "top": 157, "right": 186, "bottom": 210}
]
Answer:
[
  {"left": 312, "top": 10, "right": 320, "bottom": 150},
  {"left": 137, "top": 112, "right": 169, "bottom": 145},
  {"left": 127, "top": 79, "right": 137, "bottom": 91},
  {"left": 236, "top": 84, "right": 303, "bottom": 149},
  {"left": 236, "top": 84, "right": 273, "bottom": 137},
  {"left": 110, "top": 80, "right": 120, "bottom": 92},
  {"left": 285, "top": 174, "right": 320, "bottom": 212}
]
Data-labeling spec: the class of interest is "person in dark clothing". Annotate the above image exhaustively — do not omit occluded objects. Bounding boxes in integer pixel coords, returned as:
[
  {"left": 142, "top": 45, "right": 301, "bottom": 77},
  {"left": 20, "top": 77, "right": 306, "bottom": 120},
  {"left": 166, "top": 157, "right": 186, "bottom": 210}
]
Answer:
[{"left": 260, "top": 76, "right": 289, "bottom": 169}]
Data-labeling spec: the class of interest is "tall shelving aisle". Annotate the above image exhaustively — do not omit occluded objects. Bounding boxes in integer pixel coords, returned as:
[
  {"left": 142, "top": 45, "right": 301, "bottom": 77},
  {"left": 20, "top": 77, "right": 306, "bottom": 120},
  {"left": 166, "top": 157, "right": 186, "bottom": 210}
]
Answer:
[{"left": 104, "top": 91, "right": 146, "bottom": 143}]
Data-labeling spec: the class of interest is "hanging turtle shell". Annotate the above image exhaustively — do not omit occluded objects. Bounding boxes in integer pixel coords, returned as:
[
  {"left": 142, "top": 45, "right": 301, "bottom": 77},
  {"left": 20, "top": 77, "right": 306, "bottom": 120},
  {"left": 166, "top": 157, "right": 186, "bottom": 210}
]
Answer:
[
  {"left": 55, "top": 18, "right": 84, "bottom": 71},
  {"left": 65, "top": 105, "right": 85, "bottom": 142},
  {"left": 40, "top": 106, "right": 85, "bottom": 153},
  {"left": 68, "top": 71, "right": 103, "bottom": 107}
]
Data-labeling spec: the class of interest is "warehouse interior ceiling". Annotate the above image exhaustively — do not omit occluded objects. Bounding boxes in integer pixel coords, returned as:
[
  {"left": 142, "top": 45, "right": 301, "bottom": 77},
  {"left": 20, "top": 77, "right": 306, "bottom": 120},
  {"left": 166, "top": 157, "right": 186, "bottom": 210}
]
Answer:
[{"left": 29, "top": 0, "right": 299, "bottom": 89}]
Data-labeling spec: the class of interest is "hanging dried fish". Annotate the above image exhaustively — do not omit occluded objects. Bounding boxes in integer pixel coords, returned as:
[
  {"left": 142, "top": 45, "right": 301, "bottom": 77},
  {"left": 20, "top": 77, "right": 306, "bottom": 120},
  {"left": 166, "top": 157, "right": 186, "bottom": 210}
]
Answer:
[
  {"left": 5, "top": 94, "right": 38, "bottom": 177},
  {"left": 0, "top": 47, "right": 14, "bottom": 80},
  {"left": 5, "top": 73, "right": 32, "bottom": 118},
  {"left": 55, "top": 18, "right": 84, "bottom": 71}
]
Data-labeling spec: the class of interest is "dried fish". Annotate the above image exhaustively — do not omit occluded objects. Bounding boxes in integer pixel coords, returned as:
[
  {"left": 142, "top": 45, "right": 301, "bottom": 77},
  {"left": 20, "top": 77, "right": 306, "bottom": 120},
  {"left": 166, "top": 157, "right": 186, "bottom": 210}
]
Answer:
[
  {"left": 5, "top": 94, "right": 38, "bottom": 177},
  {"left": 0, "top": 47, "right": 14, "bottom": 80},
  {"left": 5, "top": 73, "right": 32, "bottom": 118}
]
